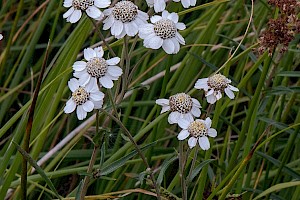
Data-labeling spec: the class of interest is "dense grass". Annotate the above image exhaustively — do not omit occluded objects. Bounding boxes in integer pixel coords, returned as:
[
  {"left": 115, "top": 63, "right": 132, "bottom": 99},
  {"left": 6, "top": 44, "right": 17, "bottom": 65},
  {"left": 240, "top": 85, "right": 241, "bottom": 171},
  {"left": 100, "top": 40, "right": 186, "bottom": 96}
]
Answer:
[{"left": 0, "top": 0, "right": 300, "bottom": 199}]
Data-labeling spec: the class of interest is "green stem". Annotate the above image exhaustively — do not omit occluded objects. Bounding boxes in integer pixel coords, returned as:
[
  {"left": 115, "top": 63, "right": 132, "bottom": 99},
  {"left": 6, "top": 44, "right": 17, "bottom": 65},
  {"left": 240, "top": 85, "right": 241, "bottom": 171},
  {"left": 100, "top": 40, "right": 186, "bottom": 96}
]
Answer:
[{"left": 179, "top": 142, "right": 188, "bottom": 200}]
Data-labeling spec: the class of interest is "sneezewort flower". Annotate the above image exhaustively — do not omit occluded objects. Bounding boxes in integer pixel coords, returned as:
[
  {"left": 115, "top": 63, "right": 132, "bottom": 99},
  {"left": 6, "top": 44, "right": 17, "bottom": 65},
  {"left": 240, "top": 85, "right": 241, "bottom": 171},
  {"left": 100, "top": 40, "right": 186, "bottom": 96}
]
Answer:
[
  {"left": 102, "top": 1, "right": 149, "bottom": 39},
  {"left": 146, "top": 0, "right": 197, "bottom": 12},
  {"left": 156, "top": 93, "right": 201, "bottom": 124},
  {"left": 194, "top": 74, "right": 239, "bottom": 104},
  {"left": 63, "top": 0, "right": 111, "bottom": 23},
  {"left": 178, "top": 117, "right": 217, "bottom": 150},
  {"left": 139, "top": 10, "right": 186, "bottom": 54},
  {"left": 73, "top": 47, "right": 122, "bottom": 89},
  {"left": 64, "top": 78, "right": 104, "bottom": 120}
]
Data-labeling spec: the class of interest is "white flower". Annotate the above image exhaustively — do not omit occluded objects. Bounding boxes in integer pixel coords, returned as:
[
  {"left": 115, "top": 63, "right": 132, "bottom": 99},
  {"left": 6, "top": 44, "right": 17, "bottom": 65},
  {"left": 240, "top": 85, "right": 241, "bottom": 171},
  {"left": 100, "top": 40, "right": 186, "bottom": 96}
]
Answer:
[
  {"left": 139, "top": 10, "right": 186, "bottom": 54},
  {"left": 73, "top": 47, "right": 122, "bottom": 89},
  {"left": 174, "top": 0, "right": 197, "bottom": 8},
  {"left": 64, "top": 78, "right": 104, "bottom": 120},
  {"left": 156, "top": 93, "right": 201, "bottom": 124},
  {"left": 177, "top": 117, "right": 217, "bottom": 150},
  {"left": 194, "top": 74, "right": 239, "bottom": 104},
  {"left": 102, "top": 1, "right": 149, "bottom": 39},
  {"left": 0, "top": 34, "right": 3, "bottom": 40},
  {"left": 63, "top": 0, "right": 111, "bottom": 23},
  {"left": 146, "top": 0, "right": 196, "bottom": 13},
  {"left": 145, "top": 0, "right": 167, "bottom": 13}
]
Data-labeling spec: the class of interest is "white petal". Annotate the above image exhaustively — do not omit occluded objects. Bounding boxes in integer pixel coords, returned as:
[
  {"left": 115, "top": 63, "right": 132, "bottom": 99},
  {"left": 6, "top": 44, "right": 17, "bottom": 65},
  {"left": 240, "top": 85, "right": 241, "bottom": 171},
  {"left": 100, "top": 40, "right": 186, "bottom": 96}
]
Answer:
[
  {"left": 178, "top": 119, "right": 190, "bottom": 129},
  {"left": 64, "top": 99, "right": 76, "bottom": 113},
  {"left": 146, "top": 0, "right": 154, "bottom": 7},
  {"left": 162, "top": 39, "right": 175, "bottom": 54},
  {"left": 73, "top": 70, "right": 86, "bottom": 78},
  {"left": 63, "top": 0, "right": 72, "bottom": 7},
  {"left": 224, "top": 88, "right": 235, "bottom": 99},
  {"left": 125, "top": 22, "right": 138, "bottom": 36},
  {"left": 204, "top": 117, "right": 212, "bottom": 128},
  {"left": 176, "top": 32, "right": 185, "bottom": 45},
  {"left": 168, "top": 111, "right": 180, "bottom": 124},
  {"left": 171, "top": 37, "right": 180, "bottom": 53},
  {"left": 139, "top": 24, "right": 155, "bottom": 39},
  {"left": 94, "top": 47, "right": 104, "bottom": 58},
  {"left": 188, "top": 137, "right": 197, "bottom": 148},
  {"left": 85, "top": 77, "right": 98, "bottom": 92},
  {"left": 167, "top": 12, "right": 179, "bottom": 23},
  {"left": 156, "top": 99, "right": 169, "bottom": 106},
  {"left": 93, "top": 100, "right": 103, "bottom": 109},
  {"left": 107, "top": 66, "right": 122, "bottom": 77},
  {"left": 63, "top": 7, "right": 74, "bottom": 18},
  {"left": 206, "top": 94, "right": 216, "bottom": 104},
  {"left": 69, "top": 9, "right": 82, "bottom": 23},
  {"left": 103, "top": 15, "right": 114, "bottom": 30},
  {"left": 86, "top": 6, "right": 101, "bottom": 19},
  {"left": 208, "top": 128, "right": 217, "bottom": 138},
  {"left": 150, "top": 15, "right": 162, "bottom": 23},
  {"left": 216, "top": 91, "right": 222, "bottom": 100},
  {"left": 177, "top": 130, "right": 190, "bottom": 140},
  {"left": 162, "top": 10, "right": 170, "bottom": 19},
  {"left": 206, "top": 89, "right": 214, "bottom": 96},
  {"left": 111, "top": 20, "right": 123, "bottom": 36},
  {"left": 181, "top": 0, "right": 191, "bottom": 8},
  {"left": 84, "top": 48, "right": 96, "bottom": 61},
  {"left": 90, "top": 91, "right": 105, "bottom": 101},
  {"left": 94, "top": 0, "right": 111, "bottom": 8},
  {"left": 191, "top": 107, "right": 201, "bottom": 117},
  {"left": 106, "top": 57, "right": 120, "bottom": 65},
  {"left": 153, "top": 0, "right": 166, "bottom": 12},
  {"left": 176, "top": 22, "right": 186, "bottom": 30},
  {"left": 229, "top": 85, "right": 239, "bottom": 91},
  {"left": 191, "top": 0, "right": 197, "bottom": 6},
  {"left": 83, "top": 101, "right": 94, "bottom": 112},
  {"left": 137, "top": 10, "right": 149, "bottom": 21},
  {"left": 199, "top": 136, "right": 210, "bottom": 150},
  {"left": 103, "top": 8, "right": 112, "bottom": 16},
  {"left": 115, "top": 28, "right": 126, "bottom": 39},
  {"left": 76, "top": 105, "right": 87, "bottom": 120},
  {"left": 78, "top": 73, "right": 91, "bottom": 86},
  {"left": 148, "top": 36, "right": 163, "bottom": 49},
  {"left": 161, "top": 106, "right": 170, "bottom": 113},
  {"left": 195, "top": 78, "right": 209, "bottom": 90},
  {"left": 99, "top": 76, "right": 114, "bottom": 88},
  {"left": 68, "top": 78, "right": 79, "bottom": 92},
  {"left": 192, "top": 98, "right": 201, "bottom": 108},
  {"left": 73, "top": 61, "right": 87, "bottom": 71}
]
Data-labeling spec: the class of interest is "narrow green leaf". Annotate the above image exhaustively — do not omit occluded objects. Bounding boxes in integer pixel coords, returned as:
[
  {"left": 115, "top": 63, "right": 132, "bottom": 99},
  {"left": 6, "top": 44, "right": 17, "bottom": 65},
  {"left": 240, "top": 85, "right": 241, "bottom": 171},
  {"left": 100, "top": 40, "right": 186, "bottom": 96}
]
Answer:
[
  {"left": 100, "top": 141, "right": 156, "bottom": 176},
  {"left": 277, "top": 71, "right": 300, "bottom": 77},
  {"left": 157, "top": 155, "right": 178, "bottom": 187},
  {"left": 189, "top": 159, "right": 215, "bottom": 183},
  {"left": 253, "top": 181, "right": 300, "bottom": 200},
  {"left": 256, "top": 151, "right": 300, "bottom": 179},
  {"left": 12, "top": 141, "right": 62, "bottom": 200},
  {"left": 75, "top": 180, "right": 83, "bottom": 200}
]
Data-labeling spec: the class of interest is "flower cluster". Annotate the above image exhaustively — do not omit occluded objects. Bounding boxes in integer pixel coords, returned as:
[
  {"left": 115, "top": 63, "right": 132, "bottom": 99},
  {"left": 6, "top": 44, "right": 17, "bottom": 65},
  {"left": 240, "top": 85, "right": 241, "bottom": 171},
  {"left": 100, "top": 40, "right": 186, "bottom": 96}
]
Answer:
[
  {"left": 62, "top": 0, "right": 190, "bottom": 54},
  {"left": 258, "top": 0, "right": 300, "bottom": 54},
  {"left": 156, "top": 74, "right": 239, "bottom": 150},
  {"left": 64, "top": 47, "right": 122, "bottom": 120}
]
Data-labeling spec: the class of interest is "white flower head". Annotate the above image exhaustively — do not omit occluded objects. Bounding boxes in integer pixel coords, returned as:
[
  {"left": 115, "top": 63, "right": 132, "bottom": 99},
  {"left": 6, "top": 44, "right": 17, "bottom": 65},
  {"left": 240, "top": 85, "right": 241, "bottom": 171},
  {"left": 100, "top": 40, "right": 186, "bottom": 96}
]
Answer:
[
  {"left": 102, "top": 1, "right": 149, "bottom": 39},
  {"left": 63, "top": 0, "right": 111, "bottom": 23},
  {"left": 194, "top": 74, "right": 239, "bottom": 104},
  {"left": 145, "top": 0, "right": 167, "bottom": 13},
  {"left": 177, "top": 117, "right": 217, "bottom": 150},
  {"left": 139, "top": 10, "right": 186, "bottom": 54},
  {"left": 156, "top": 93, "right": 201, "bottom": 124},
  {"left": 64, "top": 78, "right": 105, "bottom": 120},
  {"left": 73, "top": 46, "right": 122, "bottom": 89},
  {"left": 174, "top": 0, "right": 197, "bottom": 8},
  {"left": 146, "top": 0, "right": 196, "bottom": 13},
  {"left": 0, "top": 34, "right": 3, "bottom": 40}
]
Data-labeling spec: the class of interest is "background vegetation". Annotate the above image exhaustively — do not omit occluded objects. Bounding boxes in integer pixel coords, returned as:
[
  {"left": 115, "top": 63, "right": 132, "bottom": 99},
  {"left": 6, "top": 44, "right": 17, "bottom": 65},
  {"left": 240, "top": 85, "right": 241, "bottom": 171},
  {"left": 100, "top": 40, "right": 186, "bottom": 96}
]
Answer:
[{"left": 0, "top": 0, "right": 299, "bottom": 199}]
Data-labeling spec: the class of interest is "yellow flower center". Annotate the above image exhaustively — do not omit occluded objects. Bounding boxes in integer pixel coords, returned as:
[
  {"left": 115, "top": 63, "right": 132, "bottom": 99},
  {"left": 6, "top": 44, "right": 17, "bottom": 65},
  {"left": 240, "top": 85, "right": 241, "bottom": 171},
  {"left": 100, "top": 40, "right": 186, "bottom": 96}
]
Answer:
[
  {"left": 188, "top": 121, "right": 207, "bottom": 138},
  {"left": 86, "top": 57, "right": 108, "bottom": 78},
  {"left": 112, "top": 1, "right": 138, "bottom": 23},
  {"left": 169, "top": 93, "right": 193, "bottom": 114},
  {"left": 207, "top": 74, "right": 229, "bottom": 91},
  {"left": 72, "top": 87, "right": 90, "bottom": 105}
]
